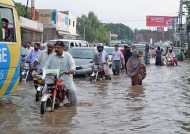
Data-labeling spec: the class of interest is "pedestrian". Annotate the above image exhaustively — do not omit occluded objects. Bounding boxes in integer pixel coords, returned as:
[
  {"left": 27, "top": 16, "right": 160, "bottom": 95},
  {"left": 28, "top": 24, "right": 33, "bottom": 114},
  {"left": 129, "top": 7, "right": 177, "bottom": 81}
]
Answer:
[
  {"left": 155, "top": 46, "right": 163, "bottom": 66},
  {"left": 145, "top": 45, "right": 150, "bottom": 64},
  {"left": 127, "top": 50, "right": 146, "bottom": 86},
  {"left": 43, "top": 41, "right": 77, "bottom": 106},
  {"left": 111, "top": 44, "right": 124, "bottom": 75},
  {"left": 123, "top": 45, "right": 132, "bottom": 74}
]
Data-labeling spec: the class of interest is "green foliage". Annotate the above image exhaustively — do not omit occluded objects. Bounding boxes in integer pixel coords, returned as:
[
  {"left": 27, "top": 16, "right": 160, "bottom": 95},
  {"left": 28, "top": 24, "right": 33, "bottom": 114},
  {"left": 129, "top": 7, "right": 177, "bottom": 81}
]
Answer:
[
  {"left": 77, "top": 11, "right": 100, "bottom": 43},
  {"left": 14, "top": 2, "right": 30, "bottom": 18},
  {"left": 104, "top": 23, "right": 134, "bottom": 40},
  {"left": 77, "top": 11, "right": 134, "bottom": 43},
  {"left": 95, "top": 26, "right": 108, "bottom": 44}
]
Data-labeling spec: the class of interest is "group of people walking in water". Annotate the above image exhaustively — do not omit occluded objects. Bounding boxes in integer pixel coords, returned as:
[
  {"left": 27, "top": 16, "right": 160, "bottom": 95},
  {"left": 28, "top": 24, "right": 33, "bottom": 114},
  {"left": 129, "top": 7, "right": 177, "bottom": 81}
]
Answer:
[{"left": 105, "top": 43, "right": 177, "bottom": 86}]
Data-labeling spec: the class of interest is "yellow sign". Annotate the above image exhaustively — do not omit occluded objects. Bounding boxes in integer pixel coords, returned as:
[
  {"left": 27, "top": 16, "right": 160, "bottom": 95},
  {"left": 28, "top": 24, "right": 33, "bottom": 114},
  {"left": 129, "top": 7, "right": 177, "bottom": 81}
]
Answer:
[{"left": 38, "top": 9, "right": 52, "bottom": 24}]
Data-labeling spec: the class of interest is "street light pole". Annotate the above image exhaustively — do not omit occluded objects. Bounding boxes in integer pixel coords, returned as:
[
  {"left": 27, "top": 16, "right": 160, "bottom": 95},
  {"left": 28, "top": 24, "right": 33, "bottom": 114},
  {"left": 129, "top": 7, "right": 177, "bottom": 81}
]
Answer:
[{"left": 84, "top": 25, "right": 85, "bottom": 40}]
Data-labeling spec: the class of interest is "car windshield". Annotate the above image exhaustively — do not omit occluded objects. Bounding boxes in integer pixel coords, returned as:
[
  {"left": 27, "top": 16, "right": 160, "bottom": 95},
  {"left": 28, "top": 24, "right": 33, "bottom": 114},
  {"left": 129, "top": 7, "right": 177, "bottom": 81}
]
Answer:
[
  {"left": 135, "top": 45, "right": 146, "bottom": 53},
  {"left": 69, "top": 49, "right": 94, "bottom": 59},
  {"left": 47, "top": 41, "right": 69, "bottom": 46},
  {"left": 104, "top": 47, "right": 114, "bottom": 55}
]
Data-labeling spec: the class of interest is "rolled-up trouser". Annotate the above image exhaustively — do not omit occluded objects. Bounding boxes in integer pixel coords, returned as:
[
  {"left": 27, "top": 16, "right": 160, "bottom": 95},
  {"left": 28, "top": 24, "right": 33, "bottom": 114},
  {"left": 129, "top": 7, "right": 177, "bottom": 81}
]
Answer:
[
  {"left": 112, "top": 60, "right": 121, "bottom": 75},
  {"left": 63, "top": 81, "right": 77, "bottom": 106}
]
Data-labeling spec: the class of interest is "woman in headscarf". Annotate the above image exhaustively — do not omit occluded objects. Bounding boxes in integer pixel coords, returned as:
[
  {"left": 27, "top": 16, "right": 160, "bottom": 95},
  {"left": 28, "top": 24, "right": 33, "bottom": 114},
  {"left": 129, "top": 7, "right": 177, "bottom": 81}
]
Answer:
[
  {"left": 127, "top": 50, "right": 146, "bottom": 86},
  {"left": 155, "top": 46, "right": 163, "bottom": 66}
]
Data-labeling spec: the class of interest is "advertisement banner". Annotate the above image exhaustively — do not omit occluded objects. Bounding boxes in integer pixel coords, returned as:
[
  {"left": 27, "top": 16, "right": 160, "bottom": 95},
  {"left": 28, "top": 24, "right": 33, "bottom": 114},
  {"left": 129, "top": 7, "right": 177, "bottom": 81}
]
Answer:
[
  {"left": 19, "top": 17, "right": 43, "bottom": 32},
  {"left": 146, "top": 16, "right": 178, "bottom": 27},
  {"left": 38, "top": 9, "right": 52, "bottom": 24},
  {"left": 56, "top": 12, "right": 68, "bottom": 31}
]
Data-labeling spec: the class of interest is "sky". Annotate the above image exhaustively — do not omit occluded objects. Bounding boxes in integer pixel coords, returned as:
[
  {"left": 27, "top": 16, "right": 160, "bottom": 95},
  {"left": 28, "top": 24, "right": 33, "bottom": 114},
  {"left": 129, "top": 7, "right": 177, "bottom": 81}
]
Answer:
[{"left": 14, "top": 0, "right": 180, "bottom": 30}]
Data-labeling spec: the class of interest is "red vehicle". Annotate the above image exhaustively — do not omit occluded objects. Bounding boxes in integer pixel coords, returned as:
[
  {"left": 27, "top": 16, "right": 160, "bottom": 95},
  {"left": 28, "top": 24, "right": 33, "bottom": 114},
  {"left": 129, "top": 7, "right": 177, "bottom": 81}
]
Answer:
[
  {"left": 40, "top": 72, "right": 68, "bottom": 114},
  {"left": 90, "top": 63, "right": 111, "bottom": 82}
]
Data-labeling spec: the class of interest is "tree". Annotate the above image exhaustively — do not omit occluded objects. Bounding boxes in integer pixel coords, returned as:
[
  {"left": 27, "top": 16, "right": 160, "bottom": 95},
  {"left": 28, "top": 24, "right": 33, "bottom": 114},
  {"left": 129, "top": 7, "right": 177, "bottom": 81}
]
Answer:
[
  {"left": 95, "top": 25, "right": 108, "bottom": 44},
  {"left": 104, "top": 23, "right": 134, "bottom": 40},
  {"left": 77, "top": 11, "right": 100, "bottom": 43},
  {"left": 14, "top": 2, "right": 30, "bottom": 18}
]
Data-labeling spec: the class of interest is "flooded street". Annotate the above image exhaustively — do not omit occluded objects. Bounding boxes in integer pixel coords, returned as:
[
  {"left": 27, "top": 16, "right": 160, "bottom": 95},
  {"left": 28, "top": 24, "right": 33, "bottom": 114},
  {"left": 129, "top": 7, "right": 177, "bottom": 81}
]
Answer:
[{"left": 1, "top": 59, "right": 190, "bottom": 134}]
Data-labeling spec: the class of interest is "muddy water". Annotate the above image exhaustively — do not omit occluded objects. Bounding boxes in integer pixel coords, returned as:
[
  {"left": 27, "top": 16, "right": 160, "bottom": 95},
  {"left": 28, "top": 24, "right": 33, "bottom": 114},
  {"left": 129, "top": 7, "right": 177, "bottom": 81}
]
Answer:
[{"left": 1, "top": 60, "right": 190, "bottom": 134}]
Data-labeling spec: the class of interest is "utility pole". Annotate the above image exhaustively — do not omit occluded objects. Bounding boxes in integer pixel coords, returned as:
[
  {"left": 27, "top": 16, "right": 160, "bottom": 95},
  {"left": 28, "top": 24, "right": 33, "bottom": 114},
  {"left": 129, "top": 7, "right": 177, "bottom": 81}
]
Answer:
[
  {"left": 83, "top": 25, "right": 85, "bottom": 40},
  {"left": 179, "top": 0, "right": 185, "bottom": 47},
  {"left": 31, "top": 0, "right": 35, "bottom": 42}
]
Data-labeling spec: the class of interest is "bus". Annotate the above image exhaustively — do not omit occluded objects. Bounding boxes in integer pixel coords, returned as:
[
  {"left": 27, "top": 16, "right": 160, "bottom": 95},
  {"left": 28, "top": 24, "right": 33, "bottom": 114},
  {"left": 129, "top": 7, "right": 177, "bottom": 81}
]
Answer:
[{"left": 0, "top": 0, "right": 21, "bottom": 96}]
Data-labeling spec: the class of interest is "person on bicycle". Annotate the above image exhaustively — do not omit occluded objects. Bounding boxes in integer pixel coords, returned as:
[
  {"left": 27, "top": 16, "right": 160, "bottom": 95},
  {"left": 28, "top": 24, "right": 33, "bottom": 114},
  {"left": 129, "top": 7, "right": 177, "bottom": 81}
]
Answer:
[{"left": 93, "top": 43, "right": 111, "bottom": 79}]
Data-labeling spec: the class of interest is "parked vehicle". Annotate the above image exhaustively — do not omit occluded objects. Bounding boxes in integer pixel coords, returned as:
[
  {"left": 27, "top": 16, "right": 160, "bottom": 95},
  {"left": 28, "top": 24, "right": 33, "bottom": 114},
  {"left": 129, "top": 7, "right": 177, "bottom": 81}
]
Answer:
[
  {"left": 69, "top": 47, "right": 97, "bottom": 75},
  {"left": 133, "top": 44, "right": 146, "bottom": 54},
  {"left": 104, "top": 47, "right": 114, "bottom": 69},
  {"left": 47, "top": 39, "right": 89, "bottom": 50},
  {"left": 40, "top": 69, "right": 67, "bottom": 114}
]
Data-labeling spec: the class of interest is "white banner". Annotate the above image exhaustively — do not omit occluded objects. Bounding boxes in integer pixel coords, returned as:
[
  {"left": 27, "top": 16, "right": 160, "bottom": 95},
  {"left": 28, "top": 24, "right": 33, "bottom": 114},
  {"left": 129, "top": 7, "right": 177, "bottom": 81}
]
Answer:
[{"left": 19, "top": 17, "right": 43, "bottom": 32}]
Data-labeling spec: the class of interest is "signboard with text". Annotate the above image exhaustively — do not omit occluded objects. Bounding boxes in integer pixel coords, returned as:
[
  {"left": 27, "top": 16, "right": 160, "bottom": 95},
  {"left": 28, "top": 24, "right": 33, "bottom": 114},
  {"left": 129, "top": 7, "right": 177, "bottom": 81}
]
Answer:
[
  {"left": 146, "top": 16, "right": 178, "bottom": 27},
  {"left": 35, "top": 9, "right": 57, "bottom": 28}
]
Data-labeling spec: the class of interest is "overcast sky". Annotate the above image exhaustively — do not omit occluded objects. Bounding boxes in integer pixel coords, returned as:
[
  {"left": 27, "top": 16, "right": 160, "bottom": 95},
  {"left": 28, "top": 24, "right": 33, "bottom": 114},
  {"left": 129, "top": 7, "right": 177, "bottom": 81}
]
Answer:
[{"left": 14, "top": 0, "right": 180, "bottom": 29}]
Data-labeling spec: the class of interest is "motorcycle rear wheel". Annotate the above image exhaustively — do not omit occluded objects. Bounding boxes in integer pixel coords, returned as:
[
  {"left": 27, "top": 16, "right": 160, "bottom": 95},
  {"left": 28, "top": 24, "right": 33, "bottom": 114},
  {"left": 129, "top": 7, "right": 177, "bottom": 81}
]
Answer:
[{"left": 36, "top": 91, "right": 40, "bottom": 102}]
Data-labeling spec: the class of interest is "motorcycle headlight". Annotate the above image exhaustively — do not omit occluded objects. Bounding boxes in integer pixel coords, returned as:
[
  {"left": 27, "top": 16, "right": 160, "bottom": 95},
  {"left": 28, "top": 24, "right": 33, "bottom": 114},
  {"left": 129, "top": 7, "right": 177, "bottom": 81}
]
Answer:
[
  {"left": 38, "top": 79, "right": 45, "bottom": 84},
  {"left": 45, "top": 76, "right": 55, "bottom": 85}
]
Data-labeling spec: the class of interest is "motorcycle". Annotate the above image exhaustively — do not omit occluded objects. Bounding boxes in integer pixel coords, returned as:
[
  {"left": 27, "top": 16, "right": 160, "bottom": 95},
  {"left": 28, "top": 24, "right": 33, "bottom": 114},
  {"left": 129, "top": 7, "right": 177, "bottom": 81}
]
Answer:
[
  {"left": 32, "top": 71, "right": 45, "bottom": 102},
  {"left": 90, "top": 62, "right": 111, "bottom": 82},
  {"left": 20, "top": 62, "right": 31, "bottom": 82},
  {"left": 40, "top": 69, "right": 68, "bottom": 114},
  {"left": 166, "top": 57, "right": 174, "bottom": 66}
]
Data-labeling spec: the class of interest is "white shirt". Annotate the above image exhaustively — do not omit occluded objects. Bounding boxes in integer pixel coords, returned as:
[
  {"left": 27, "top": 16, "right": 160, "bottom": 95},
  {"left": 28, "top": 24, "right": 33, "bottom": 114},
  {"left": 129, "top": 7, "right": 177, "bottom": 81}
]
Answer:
[
  {"left": 36, "top": 50, "right": 52, "bottom": 69},
  {"left": 44, "top": 52, "right": 76, "bottom": 85},
  {"left": 112, "top": 50, "right": 124, "bottom": 61},
  {"left": 26, "top": 47, "right": 33, "bottom": 54}
]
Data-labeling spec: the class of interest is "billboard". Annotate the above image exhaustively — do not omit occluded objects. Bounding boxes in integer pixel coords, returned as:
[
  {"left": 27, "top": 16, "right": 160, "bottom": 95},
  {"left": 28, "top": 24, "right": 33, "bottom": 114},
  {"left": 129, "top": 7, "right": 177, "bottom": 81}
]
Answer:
[
  {"left": 56, "top": 12, "right": 69, "bottom": 31},
  {"left": 35, "top": 9, "right": 57, "bottom": 28},
  {"left": 146, "top": 16, "right": 178, "bottom": 27}
]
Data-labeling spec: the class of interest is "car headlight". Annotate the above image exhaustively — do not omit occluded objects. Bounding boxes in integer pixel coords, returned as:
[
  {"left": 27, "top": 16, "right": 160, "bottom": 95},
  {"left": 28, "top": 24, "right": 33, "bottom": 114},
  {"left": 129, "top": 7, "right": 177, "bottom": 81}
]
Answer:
[{"left": 82, "top": 64, "right": 93, "bottom": 69}]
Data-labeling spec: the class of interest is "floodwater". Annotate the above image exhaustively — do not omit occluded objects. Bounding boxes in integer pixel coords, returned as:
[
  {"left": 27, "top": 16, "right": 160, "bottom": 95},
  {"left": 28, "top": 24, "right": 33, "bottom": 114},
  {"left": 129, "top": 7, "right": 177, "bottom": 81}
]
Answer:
[{"left": 1, "top": 59, "right": 190, "bottom": 134}]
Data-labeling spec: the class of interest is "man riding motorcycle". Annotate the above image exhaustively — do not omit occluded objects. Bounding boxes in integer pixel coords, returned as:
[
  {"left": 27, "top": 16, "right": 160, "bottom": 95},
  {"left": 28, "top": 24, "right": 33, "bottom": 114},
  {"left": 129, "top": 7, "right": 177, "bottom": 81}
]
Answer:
[
  {"left": 165, "top": 49, "right": 178, "bottom": 66},
  {"left": 93, "top": 43, "right": 111, "bottom": 79}
]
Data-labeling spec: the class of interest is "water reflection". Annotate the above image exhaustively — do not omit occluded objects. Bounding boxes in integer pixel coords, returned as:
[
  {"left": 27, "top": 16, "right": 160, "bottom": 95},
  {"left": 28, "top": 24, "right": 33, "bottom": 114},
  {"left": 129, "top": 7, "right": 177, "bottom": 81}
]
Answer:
[
  {"left": 127, "top": 86, "right": 145, "bottom": 101},
  {"left": 41, "top": 107, "right": 77, "bottom": 125}
]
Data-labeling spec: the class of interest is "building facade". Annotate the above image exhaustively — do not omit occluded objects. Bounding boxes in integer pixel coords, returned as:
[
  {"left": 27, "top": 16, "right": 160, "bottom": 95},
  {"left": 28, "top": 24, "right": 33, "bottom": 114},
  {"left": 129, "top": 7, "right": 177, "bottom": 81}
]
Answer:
[{"left": 35, "top": 9, "right": 77, "bottom": 42}]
